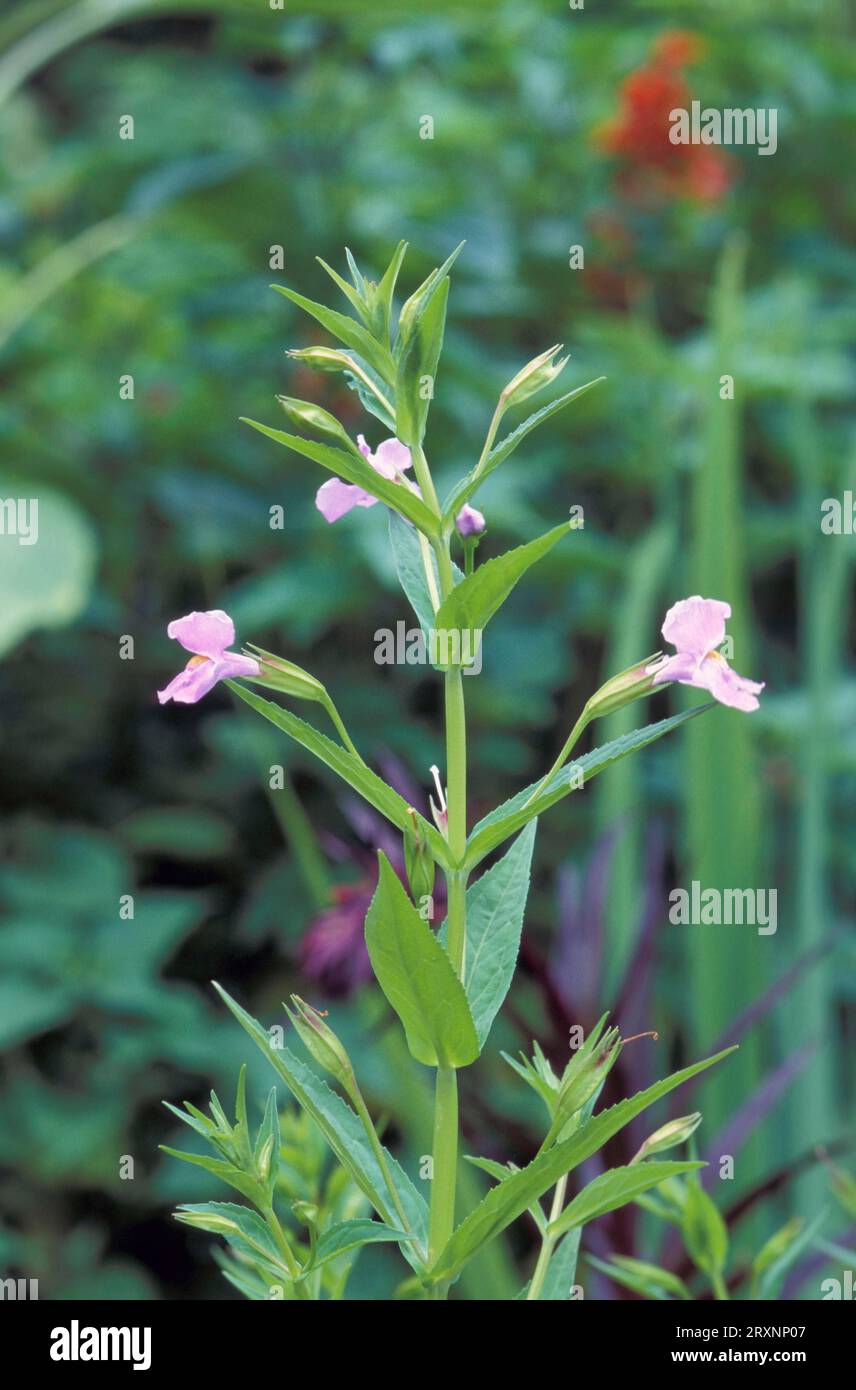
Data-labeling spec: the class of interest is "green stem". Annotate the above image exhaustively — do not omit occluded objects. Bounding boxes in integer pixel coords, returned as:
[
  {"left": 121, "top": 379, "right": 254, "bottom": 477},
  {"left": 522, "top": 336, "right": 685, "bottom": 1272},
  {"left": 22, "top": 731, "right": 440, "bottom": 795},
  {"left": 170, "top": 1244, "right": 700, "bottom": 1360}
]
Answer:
[
  {"left": 321, "top": 691, "right": 365, "bottom": 763},
  {"left": 428, "top": 1063, "right": 458, "bottom": 1275},
  {"left": 262, "top": 1203, "right": 310, "bottom": 1297},
  {"left": 522, "top": 711, "right": 589, "bottom": 810},
  {"left": 527, "top": 1175, "right": 568, "bottom": 1301},
  {"left": 350, "top": 1088, "right": 420, "bottom": 1252},
  {"left": 712, "top": 1270, "right": 730, "bottom": 1301}
]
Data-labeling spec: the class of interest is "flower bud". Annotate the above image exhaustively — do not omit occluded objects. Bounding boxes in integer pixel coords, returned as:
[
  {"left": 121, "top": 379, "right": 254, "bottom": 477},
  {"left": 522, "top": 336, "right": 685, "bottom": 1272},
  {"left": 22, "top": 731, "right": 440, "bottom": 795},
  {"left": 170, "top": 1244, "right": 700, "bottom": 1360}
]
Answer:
[
  {"left": 286, "top": 996, "right": 357, "bottom": 1094},
  {"left": 583, "top": 653, "right": 661, "bottom": 723},
  {"left": 455, "top": 503, "right": 486, "bottom": 538},
  {"left": 634, "top": 1112, "right": 702, "bottom": 1162},
  {"left": 403, "top": 811, "right": 436, "bottom": 905},
  {"left": 174, "top": 1209, "right": 240, "bottom": 1235},
  {"left": 277, "top": 395, "right": 359, "bottom": 453},
  {"left": 542, "top": 1021, "right": 622, "bottom": 1148},
  {"left": 246, "top": 646, "right": 327, "bottom": 703},
  {"left": 286, "top": 346, "right": 354, "bottom": 373},
  {"left": 500, "top": 344, "right": 569, "bottom": 412}
]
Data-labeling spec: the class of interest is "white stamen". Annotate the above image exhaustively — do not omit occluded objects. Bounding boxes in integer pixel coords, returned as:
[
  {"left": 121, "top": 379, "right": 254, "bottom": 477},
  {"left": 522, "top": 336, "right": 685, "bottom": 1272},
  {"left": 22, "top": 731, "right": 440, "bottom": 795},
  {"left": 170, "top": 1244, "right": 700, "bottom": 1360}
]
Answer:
[{"left": 429, "top": 764, "right": 447, "bottom": 814}]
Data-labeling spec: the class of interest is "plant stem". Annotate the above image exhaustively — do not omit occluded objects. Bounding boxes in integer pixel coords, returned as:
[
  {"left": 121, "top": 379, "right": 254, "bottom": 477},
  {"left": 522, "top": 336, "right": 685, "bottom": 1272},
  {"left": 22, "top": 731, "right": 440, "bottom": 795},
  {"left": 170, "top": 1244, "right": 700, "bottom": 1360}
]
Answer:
[
  {"left": 427, "top": 1063, "right": 458, "bottom": 1275},
  {"left": 521, "top": 711, "right": 589, "bottom": 810},
  {"left": 263, "top": 1203, "right": 310, "bottom": 1298},
  {"left": 350, "top": 1087, "right": 419, "bottom": 1251},
  {"left": 712, "top": 1270, "right": 730, "bottom": 1301},
  {"left": 526, "top": 1175, "right": 568, "bottom": 1300}
]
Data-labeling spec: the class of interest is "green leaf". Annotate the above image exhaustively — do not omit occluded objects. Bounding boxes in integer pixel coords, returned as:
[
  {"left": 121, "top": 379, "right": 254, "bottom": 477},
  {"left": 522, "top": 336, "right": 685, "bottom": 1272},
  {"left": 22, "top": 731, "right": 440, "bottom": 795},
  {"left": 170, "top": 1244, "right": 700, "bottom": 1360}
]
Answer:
[
  {"left": 160, "top": 1146, "right": 268, "bottom": 1208},
  {"left": 365, "top": 854, "right": 480, "bottom": 1068},
  {"left": 681, "top": 1179, "right": 729, "bottom": 1280},
  {"left": 315, "top": 256, "right": 368, "bottom": 321},
  {"left": 300, "top": 1219, "right": 412, "bottom": 1276},
  {"left": 428, "top": 1047, "right": 735, "bottom": 1283},
  {"left": 271, "top": 283, "right": 395, "bottom": 383},
  {"left": 211, "top": 983, "right": 429, "bottom": 1270},
  {"left": 433, "top": 523, "right": 570, "bottom": 655},
  {"left": 539, "top": 1228, "right": 583, "bottom": 1300},
  {"left": 343, "top": 358, "right": 397, "bottom": 431},
  {"left": 456, "top": 821, "right": 537, "bottom": 1048},
  {"left": 388, "top": 512, "right": 463, "bottom": 661},
  {"left": 464, "top": 705, "right": 712, "bottom": 870},
  {"left": 240, "top": 419, "right": 440, "bottom": 538},
  {"left": 395, "top": 275, "right": 449, "bottom": 446},
  {"left": 549, "top": 1161, "right": 705, "bottom": 1239},
  {"left": 225, "top": 682, "right": 451, "bottom": 870},
  {"left": 442, "top": 378, "right": 605, "bottom": 523},
  {"left": 375, "top": 239, "right": 408, "bottom": 339},
  {"left": 587, "top": 1253, "right": 691, "bottom": 1301},
  {"left": 174, "top": 1202, "right": 285, "bottom": 1274},
  {"left": 395, "top": 242, "right": 465, "bottom": 354}
]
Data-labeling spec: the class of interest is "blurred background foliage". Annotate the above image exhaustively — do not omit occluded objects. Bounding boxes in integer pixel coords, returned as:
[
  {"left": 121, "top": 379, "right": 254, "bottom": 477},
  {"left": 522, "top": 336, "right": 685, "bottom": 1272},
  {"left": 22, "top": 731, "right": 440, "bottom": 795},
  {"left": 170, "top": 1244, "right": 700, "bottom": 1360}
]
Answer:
[{"left": 0, "top": 0, "right": 854, "bottom": 1299}]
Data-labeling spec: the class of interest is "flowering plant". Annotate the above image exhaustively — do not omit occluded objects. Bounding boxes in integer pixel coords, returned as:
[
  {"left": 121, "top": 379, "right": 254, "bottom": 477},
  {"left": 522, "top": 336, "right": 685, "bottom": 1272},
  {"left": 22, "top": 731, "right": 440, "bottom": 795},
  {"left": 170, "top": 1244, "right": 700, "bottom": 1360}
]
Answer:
[{"left": 160, "top": 245, "right": 763, "bottom": 1300}]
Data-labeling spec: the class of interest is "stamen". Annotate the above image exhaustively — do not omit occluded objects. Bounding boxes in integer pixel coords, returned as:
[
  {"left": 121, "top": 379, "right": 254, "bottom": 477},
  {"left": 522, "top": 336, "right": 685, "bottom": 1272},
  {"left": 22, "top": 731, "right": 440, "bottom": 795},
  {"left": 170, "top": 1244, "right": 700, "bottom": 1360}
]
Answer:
[{"left": 429, "top": 764, "right": 447, "bottom": 814}]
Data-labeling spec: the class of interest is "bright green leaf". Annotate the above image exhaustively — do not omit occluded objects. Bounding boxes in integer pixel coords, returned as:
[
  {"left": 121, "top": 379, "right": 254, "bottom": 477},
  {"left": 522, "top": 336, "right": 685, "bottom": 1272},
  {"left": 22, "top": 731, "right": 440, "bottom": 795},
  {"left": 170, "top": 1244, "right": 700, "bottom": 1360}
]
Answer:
[
  {"left": 365, "top": 854, "right": 480, "bottom": 1068},
  {"left": 549, "top": 1161, "right": 705, "bottom": 1240}
]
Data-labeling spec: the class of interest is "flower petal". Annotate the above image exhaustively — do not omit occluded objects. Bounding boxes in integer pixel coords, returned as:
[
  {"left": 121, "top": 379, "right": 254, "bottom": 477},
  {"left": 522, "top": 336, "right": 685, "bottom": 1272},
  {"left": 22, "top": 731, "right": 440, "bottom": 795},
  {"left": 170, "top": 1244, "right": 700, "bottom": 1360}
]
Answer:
[
  {"left": 661, "top": 595, "right": 731, "bottom": 659},
  {"left": 694, "top": 653, "right": 765, "bottom": 712},
  {"left": 648, "top": 651, "right": 699, "bottom": 686},
  {"left": 315, "top": 477, "right": 378, "bottom": 523},
  {"left": 167, "top": 609, "right": 235, "bottom": 659},
  {"left": 158, "top": 657, "right": 221, "bottom": 705},
  {"left": 371, "top": 438, "right": 412, "bottom": 479}
]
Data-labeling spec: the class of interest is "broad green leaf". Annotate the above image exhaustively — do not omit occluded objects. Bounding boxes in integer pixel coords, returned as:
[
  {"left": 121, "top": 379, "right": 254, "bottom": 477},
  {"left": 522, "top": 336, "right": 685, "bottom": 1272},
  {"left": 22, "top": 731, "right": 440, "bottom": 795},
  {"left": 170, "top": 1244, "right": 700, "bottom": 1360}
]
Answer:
[
  {"left": 365, "top": 854, "right": 480, "bottom": 1068},
  {"left": 240, "top": 420, "right": 440, "bottom": 538},
  {"left": 428, "top": 1047, "right": 735, "bottom": 1283},
  {"left": 549, "top": 1161, "right": 704, "bottom": 1239},
  {"left": 395, "top": 275, "right": 449, "bottom": 446},
  {"left": 681, "top": 1179, "right": 729, "bottom": 1280},
  {"left": 587, "top": 1253, "right": 691, "bottom": 1301},
  {"left": 442, "top": 377, "right": 605, "bottom": 523},
  {"left": 539, "top": 1228, "right": 582, "bottom": 1300},
  {"left": 226, "top": 682, "right": 451, "bottom": 870},
  {"left": 456, "top": 821, "right": 537, "bottom": 1048},
  {"left": 433, "top": 523, "right": 570, "bottom": 653},
  {"left": 271, "top": 283, "right": 395, "bottom": 383},
  {"left": 211, "top": 983, "right": 429, "bottom": 1270},
  {"left": 300, "top": 1219, "right": 412, "bottom": 1276},
  {"left": 464, "top": 705, "right": 712, "bottom": 870},
  {"left": 388, "top": 512, "right": 463, "bottom": 659}
]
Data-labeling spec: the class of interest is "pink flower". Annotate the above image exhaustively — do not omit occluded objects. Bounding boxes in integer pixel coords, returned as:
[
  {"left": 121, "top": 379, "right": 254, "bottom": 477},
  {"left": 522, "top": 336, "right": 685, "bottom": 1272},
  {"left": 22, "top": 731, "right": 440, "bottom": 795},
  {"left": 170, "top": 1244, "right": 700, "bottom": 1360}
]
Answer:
[
  {"left": 157, "top": 610, "right": 260, "bottom": 705},
  {"left": 455, "top": 503, "right": 486, "bottom": 537},
  {"left": 315, "top": 435, "right": 413, "bottom": 523},
  {"left": 647, "top": 596, "right": 764, "bottom": 712}
]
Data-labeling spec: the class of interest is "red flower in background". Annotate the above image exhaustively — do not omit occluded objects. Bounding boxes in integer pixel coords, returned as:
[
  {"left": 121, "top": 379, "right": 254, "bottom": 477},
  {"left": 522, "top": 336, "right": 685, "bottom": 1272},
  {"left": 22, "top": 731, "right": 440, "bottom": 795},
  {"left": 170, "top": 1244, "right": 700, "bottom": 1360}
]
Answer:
[{"left": 597, "top": 30, "right": 732, "bottom": 203}]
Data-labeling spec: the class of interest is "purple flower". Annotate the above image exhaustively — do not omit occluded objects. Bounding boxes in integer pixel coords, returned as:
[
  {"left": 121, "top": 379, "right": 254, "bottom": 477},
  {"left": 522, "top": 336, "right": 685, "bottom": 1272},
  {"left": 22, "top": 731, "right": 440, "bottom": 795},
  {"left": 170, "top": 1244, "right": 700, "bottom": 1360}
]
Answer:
[
  {"left": 315, "top": 435, "right": 414, "bottom": 523},
  {"left": 647, "top": 596, "right": 764, "bottom": 712},
  {"left": 455, "top": 503, "right": 486, "bottom": 537},
  {"left": 157, "top": 609, "right": 260, "bottom": 705}
]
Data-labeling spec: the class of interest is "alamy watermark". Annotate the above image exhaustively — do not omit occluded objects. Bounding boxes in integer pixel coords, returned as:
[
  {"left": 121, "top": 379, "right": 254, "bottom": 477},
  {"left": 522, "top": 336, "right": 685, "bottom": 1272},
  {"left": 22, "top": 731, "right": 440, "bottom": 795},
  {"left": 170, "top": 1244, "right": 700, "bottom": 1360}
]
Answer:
[
  {"left": 669, "top": 881, "right": 777, "bottom": 936},
  {"left": 0, "top": 497, "right": 38, "bottom": 545},
  {"left": 669, "top": 101, "right": 777, "bottom": 156},
  {"left": 375, "top": 623, "right": 483, "bottom": 675}
]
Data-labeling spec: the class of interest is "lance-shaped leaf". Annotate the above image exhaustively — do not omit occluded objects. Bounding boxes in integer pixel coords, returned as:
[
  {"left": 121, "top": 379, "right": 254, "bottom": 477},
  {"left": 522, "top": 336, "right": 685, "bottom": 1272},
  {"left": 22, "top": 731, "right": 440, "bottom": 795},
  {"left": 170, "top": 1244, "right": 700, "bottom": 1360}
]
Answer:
[
  {"left": 395, "top": 242, "right": 465, "bottom": 355},
  {"left": 433, "top": 523, "right": 570, "bottom": 654},
  {"left": 440, "top": 821, "right": 537, "bottom": 1048},
  {"left": 365, "top": 853, "right": 480, "bottom": 1068},
  {"left": 427, "top": 1047, "right": 735, "bottom": 1283},
  {"left": 395, "top": 275, "right": 449, "bottom": 447},
  {"left": 298, "top": 1219, "right": 412, "bottom": 1277},
  {"left": 442, "top": 377, "right": 605, "bottom": 524},
  {"left": 174, "top": 1201, "right": 286, "bottom": 1277},
  {"left": 226, "top": 682, "right": 451, "bottom": 870},
  {"left": 271, "top": 283, "right": 396, "bottom": 384},
  {"left": 548, "top": 1161, "right": 704, "bottom": 1240},
  {"left": 375, "top": 239, "right": 408, "bottom": 339},
  {"left": 212, "top": 983, "right": 429, "bottom": 1270},
  {"left": 586, "top": 1253, "right": 692, "bottom": 1301},
  {"left": 463, "top": 704, "right": 712, "bottom": 870},
  {"left": 240, "top": 420, "right": 440, "bottom": 538}
]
